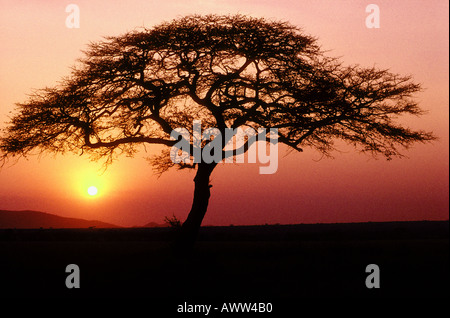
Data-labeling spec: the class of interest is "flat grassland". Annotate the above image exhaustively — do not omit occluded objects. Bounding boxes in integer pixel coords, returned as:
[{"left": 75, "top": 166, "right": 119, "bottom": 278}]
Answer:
[{"left": 0, "top": 221, "right": 448, "bottom": 299}]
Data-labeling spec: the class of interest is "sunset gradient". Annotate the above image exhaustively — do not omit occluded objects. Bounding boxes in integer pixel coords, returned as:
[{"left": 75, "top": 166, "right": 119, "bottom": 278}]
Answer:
[{"left": 0, "top": 0, "right": 448, "bottom": 227}]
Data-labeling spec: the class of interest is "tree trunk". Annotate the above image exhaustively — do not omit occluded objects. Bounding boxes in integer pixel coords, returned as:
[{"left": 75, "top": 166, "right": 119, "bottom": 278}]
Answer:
[{"left": 174, "top": 162, "right": 216, "bottom": 254}]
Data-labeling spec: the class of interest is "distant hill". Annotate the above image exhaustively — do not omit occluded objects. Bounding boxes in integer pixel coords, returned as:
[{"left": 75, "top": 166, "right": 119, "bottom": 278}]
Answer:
[
  {"left": 130, "top": 221, "right": 167, "bottom": 228},
  {"left": 141, "top": 222, "right": 167, "bottom": 228},
  {"left": 0, "top": 210, "right": 120, "bottom": 229}
]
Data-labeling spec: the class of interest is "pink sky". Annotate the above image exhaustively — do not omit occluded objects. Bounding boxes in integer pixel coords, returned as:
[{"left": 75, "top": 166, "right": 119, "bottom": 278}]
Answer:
[{"left": 0, "top": 0, "right": 448, "bottom": 227}]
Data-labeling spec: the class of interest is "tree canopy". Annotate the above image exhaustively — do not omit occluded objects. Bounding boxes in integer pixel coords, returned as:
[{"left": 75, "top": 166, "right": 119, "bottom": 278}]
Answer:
[{"left": 0, "top": 14, "right": 434, "bottom": 170}]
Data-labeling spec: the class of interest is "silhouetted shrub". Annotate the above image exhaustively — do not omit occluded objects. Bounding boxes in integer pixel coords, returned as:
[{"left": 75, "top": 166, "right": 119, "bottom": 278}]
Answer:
[{"left": 164, "top": 214, "right": 182, "bottom": 229}]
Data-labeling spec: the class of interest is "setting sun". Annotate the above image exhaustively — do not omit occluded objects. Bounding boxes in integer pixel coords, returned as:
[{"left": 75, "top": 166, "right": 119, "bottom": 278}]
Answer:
[
  {"left": 65, "top": 161, "right": 116, "bottom": 199},
  {"left": 87, "top": 186, "right": 98, "bottom": 196}
]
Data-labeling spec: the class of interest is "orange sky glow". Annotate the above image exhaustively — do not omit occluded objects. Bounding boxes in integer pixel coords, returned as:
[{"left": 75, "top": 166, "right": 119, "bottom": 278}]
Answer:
[{"left": 0, "top": 0, "right": 448, "bottom": 227}]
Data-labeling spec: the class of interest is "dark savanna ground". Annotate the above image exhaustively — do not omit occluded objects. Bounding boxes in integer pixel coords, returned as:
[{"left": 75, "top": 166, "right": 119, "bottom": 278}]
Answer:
[{"left": 0, "top": 221, "right": 448, "bottom": 304}]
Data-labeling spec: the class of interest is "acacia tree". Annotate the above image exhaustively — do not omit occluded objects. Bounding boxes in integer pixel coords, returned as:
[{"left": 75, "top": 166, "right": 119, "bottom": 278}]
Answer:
[{"left": 0, "top": 15, "right": 434, "bottom": 250}]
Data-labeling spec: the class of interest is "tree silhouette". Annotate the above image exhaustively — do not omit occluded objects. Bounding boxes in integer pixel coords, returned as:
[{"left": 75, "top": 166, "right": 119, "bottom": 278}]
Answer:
[{"left": 0, "top": 15, "right": 435, "bottom": 251}]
